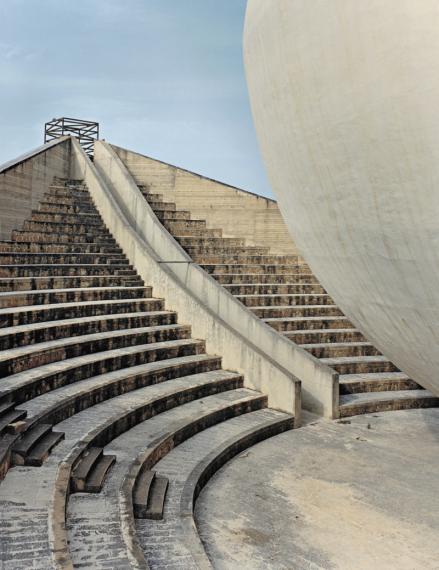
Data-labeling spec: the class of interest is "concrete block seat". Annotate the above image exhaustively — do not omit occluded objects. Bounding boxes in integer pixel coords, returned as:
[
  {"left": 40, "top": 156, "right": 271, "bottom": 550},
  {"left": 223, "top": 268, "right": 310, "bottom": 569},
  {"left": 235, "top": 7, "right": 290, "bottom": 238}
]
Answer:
[
  {"left": 140, "top": 187, "right": 439, "bottom": 418},
  {"left": 0, "top": 178, "right": 294, "bottom": 567}
]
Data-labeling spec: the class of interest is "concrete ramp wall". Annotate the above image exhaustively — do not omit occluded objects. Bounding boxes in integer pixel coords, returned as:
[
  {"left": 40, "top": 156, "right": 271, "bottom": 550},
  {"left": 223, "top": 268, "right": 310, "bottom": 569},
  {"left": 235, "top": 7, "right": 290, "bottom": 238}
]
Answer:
[
  {"left": 111, "top": 144, "right": 297, "bottom": 255},
  {"left": 0, "top": 137, "right": 71, "bottom": 240}
]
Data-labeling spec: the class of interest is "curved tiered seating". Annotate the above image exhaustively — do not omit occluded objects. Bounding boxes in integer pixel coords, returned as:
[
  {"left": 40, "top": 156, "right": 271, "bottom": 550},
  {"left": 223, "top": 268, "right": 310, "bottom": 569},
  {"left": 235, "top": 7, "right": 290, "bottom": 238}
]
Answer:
[
  {"left": 139, "top": 186, "right": 439, "bottom": 418},
  {"left": 0, "top": 178, "right": 294, "bottom": 568}
]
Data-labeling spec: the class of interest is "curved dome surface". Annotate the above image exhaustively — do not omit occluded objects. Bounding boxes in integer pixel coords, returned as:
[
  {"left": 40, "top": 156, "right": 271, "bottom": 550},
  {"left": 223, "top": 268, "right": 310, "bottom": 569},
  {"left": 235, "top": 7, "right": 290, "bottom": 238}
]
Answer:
[{"left": 244, "top": 1, "right": 439, "bottom": 397}]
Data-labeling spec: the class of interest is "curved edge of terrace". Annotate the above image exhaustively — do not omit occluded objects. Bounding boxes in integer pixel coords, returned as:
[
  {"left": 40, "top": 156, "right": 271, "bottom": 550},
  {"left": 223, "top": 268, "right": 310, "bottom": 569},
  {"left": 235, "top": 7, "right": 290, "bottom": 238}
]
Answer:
[{"left": 69, "top": 137, "right": 338, "bottom": 419}]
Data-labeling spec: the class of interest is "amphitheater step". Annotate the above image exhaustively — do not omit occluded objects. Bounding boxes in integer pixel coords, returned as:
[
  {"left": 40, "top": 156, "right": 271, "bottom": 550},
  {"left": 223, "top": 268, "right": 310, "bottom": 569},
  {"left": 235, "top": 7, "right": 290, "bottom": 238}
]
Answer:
[
  {"left": 223, "top": 283, "right": 324, "bottom": 295},
  {"left": 136, "top": 409, "right": 293, "bottom": 569},
  {"left": 193, "top": 254, "right": 302, "bottom": 265},
  {"left": 0, "top": 310, "right": 178, "bottom": 350},
  {"left": 12, "top": 229, "right": 116, "bottom": 244},
  {"left": 0, "top": 286, "right": 152, "bottom": 308},
  {"left": 286, "top": 328, "right": 366, "bottom": 344},
  {"left": 154, "top": 210, "right": 191, "bottom": 221},
  {"left": 0, "top": 264, "right": 136, "bottom": 278},
  {"left": 65, "top": 389, "right": 285, "bottom": 568},
  {"left": 321, "top": 355, "right": 398, "bottom": 374},
  {"left": 201, "top": 263, "right": 311, "bottom": 275},
  {"left": 0, "top": 240, "right": 123, "bottom": 254},
  {"left": 302, "top": 341, "right": 381, "bottom": 358},
  {"left": 252, "top": 305, "right": 343, "bottom": 319},
  {"left": 266, "top": 316, "right": 355, "bottom": 332},
  {"left": 0, "top": 297, "right": 164, "bottom": 327},
  {"left": 72, "top": 448, "right": 117, "bottom": 493},
  {"left": 138, "top": 474, "right": 169, "bottom": 520},
  {"left": 30, "top": 211, "right": 102, "bottom": 225},
  {"left": 212, "top": 273, "right": 317, "bottom": 284},
  {"left": 236, "top": 293, "right": 334, "bottom": 307},
  {"left": 11, "top": 423, "right": 64, "bottom": 465},
  {"left": 0, "top": 339, "right": 207, "bottom": 406},
  {"left": 0, "top": 275, "right": 143, "bottom": 291},
  {"left": 0, "top": 324, "right": 191, "bottom": 378},
  {"left": 175, "top": 236, "right": 245, "bottom": 248},
  {"left": 0, "top": 252, "right": 128, "bottom": 265},
  {"left": 0, "top": 408, "right": 27, "bottom": 435},
  {"left": 339, "top": 390, "right": 439, "bottom": 417},
  {"left": 185, "top": 246, "right": 270, "bottom": 256},
  {"left": 339, "top": 372, "right": 419, "bottom": 394}
]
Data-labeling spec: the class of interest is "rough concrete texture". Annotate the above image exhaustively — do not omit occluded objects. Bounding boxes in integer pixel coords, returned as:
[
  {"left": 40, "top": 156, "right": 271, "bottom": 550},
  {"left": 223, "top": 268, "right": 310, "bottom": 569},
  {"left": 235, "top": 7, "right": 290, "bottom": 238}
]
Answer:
[
  {"left": 196, "top": 409, "right": 439, "bottom": 569},
  {"left": 244, "top": 1, "right": 439, "bottom": 398},
  {"left": 112, "top": 144, "right": 297, "bottom": 255}
]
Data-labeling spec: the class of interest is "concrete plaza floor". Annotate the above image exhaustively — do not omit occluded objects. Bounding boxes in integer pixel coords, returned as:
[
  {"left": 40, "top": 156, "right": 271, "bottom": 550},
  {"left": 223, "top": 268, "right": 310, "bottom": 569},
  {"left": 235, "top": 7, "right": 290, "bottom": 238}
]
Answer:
[{"left": 196, "top": 408, "right": 439, "bottom": 570}]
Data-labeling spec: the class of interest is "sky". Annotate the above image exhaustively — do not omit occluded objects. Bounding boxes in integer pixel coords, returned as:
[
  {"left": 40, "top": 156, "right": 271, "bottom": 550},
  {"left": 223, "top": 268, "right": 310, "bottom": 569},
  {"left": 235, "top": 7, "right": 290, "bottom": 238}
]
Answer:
[{"left": 0, "top": 0, "right": 274, "bottom": 198}]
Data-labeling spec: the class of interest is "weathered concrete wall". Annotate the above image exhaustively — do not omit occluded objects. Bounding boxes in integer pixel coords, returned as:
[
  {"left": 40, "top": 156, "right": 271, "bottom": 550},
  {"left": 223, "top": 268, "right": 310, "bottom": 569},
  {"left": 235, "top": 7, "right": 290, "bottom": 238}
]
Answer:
[
  {"left": 112, "top": 144, "right": 298, "bottom": 255},
  {"left": 0, "top": 137, "right": 71, "bottom": 240},
  {"left": 244, "top": 1, "right": 439, "bottom": 397},
  {"left": 76, "top": 139, "right": 338, "bottom": 418}
]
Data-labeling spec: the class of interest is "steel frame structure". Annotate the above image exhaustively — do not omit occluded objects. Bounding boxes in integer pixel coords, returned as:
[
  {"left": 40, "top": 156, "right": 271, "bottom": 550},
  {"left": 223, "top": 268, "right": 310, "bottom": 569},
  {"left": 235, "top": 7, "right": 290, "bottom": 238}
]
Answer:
[{"left": 44, "top": 117, "right": 99, "bottom": 158}]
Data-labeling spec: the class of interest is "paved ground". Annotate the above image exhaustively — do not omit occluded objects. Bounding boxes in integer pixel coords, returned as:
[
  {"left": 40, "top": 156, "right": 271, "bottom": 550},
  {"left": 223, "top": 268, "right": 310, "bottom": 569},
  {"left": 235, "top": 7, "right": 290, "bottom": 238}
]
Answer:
[{"left": 195, "top": 408, "right": 439, "bottom": 570}]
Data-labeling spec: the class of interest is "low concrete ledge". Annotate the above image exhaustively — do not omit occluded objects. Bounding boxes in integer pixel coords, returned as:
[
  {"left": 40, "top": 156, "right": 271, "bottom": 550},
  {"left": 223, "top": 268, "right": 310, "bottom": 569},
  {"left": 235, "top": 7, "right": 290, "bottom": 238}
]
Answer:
[{"left": 75, "top": 138, "right": 337, "bottom": 418}]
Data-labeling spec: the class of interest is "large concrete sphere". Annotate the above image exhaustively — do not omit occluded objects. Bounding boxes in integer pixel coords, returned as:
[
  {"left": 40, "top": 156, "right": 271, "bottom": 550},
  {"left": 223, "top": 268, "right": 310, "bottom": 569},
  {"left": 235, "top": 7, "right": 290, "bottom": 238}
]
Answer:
[{"left": 244, "top": 1, "right": 439, "bottom": 397}]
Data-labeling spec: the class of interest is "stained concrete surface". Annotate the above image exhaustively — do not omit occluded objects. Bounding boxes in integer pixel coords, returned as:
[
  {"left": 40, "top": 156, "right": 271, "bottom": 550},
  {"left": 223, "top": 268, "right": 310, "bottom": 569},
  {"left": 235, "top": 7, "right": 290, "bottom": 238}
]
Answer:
[{"left": 195, "top": 409, "right": 439, "bottom": 570}]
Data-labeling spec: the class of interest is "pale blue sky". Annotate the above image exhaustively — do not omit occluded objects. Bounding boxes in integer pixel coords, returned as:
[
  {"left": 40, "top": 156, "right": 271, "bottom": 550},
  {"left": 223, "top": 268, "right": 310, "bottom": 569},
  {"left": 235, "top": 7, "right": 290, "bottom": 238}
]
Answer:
[{"left": 0, "top": 0, "right": 273, "bottom": 197}]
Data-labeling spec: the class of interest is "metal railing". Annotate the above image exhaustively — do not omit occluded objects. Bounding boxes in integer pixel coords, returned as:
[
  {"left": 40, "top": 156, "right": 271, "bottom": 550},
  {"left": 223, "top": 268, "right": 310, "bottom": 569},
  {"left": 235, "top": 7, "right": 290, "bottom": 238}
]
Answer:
[{"left": 44, "top": 117, "right": 99, "bottom": 158}]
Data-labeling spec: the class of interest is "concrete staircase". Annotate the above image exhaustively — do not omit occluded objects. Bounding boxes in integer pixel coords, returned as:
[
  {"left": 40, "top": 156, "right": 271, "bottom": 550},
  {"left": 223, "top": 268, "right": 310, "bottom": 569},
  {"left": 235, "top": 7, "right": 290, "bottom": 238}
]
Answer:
[
  {"left": 0, "top": 178, "right": 294, "bottom": 568},
  {"left": 139, "top": 185, "right": 439, "bottom": 418}
]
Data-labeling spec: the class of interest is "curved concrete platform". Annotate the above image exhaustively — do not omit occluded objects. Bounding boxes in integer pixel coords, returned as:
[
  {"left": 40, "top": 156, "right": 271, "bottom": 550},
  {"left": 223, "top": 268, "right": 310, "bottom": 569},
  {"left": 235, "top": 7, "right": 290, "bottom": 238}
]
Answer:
[
  {"left": 244, "top": 1, "right": 439, "bottom": 397},
  {"left": 196, "top": 409, "right": 439, "bottom": 569}
]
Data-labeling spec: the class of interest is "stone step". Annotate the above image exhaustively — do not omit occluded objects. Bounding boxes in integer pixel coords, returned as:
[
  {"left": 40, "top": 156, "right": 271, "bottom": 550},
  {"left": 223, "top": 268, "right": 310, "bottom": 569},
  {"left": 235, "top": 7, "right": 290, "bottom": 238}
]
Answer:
[
  {"left": 201, "top": 263, "right": 312, "bottom": 276},
  {"left": 286, "top": 328, "right": 365, "bottom": 344},
  {"left": 339, "top": 372, "right": 419, "bottom": 394},
  {"left": 0, "top": 408, "right": 27, "bottom": 435},
  {"left": 0, "top": 297, "right": 165, "bottom": 327},
  {"left": 0, "top": 324, "right": 191, "bottom": 378},
  {"left": 0, "top": 240, "right": 123, "bottom": 254},
  {"left": 163, "top": 223, "right": 222, "bottom": 238},
  {"left": 154, "top": 210, "right": 191, "bottom": 221},
  {"left": 339, "top": 390, "right": 439, "bottom": 418},
  {"left": 141, "top": 193, "right": 164, "bottom": 203},
  {"left": 236, "top": 293, "right": 334, "bottom": 307},
  {"left": 193, "top": 254, "right": 303, "bottom": 265},
  {"left": 252, "top": 305, "right": 344, "bottom": 319},
  {"left": 5, "top": 359, "right": 227, "bottom": 475},
  {"left": 143, "top": 475, "right": 169, "bottom": 519},
  {"left": 30, "top": 211, "right": 102, "bottom": 225},
  {"left": 71, "top": 447, "right": 116, "bottom": 493},
  {"left": 134, "top": 408, "right": 294, "bottom": 568},
  {"left": 0, "top": 275, "right": 143, "bottom": 292},
  {"left": 212, "top": 273, "right": 317, "bottom": 284},
  {"left": 12, "top": 423, "right": 64, "bottom": 465},
  {"left": 71, "top": 447, "right": 104, "bottom": 492},
  {"left": 0, "top": 311, "right": 177, "bottom": 350},
  {"left": 133, "top": 470, "right": 156, "bottom": 517},
  {"left": 42, "top": 192, "right": 94, "bottom": 204},
  {"left": 0, "top": 286, "right": 152, "bottom": 308},
  {"left": 47, "top": 187, "right": 90, "bottom": 199},
  {"left": 266, "top": 315, "right": 355, "bottom": 332},
  {"left": 175, "top": 236, "right": 245, "bottom": 248},
  {"left": 223, "top": 283, "right": 324, "bottom": 295},
  {"left": 11, "top": 229, "right": 116, "bottom": 244},
  {"left": 0, "top": 339, "right": 207, "bottom": 406},
  {"left": 185, "top": 246, "right": 271, "bottom": 256},
  {"left": 0, "top": 264, "right": 137, "bottom": 278},
  {"left": 303, "top": 341, "right": 381, "bottom": 358},
  {"left": 25, "top": 430, "right": 65, "bottom": 466},
  {"left": 22, "top": 220, "right": 109, "bottom": 235},
  {"left": 0, "top": 252, "right": 128, "bottom": 265},
  {"left": 38, "top": 201, "right": 97, "bottom": 214},
  {"left": 321, "top": 355, "right": 399, "bottom": 375},
  {"left": 148, "top": 201, "right": 173, "bottom": 210}
]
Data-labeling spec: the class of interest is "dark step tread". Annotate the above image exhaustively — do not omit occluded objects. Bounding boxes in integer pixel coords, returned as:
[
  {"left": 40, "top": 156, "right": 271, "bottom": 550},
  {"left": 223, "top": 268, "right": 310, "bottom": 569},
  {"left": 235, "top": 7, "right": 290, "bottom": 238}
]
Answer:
[
  {"left": 143, "top": 475, "right": 169, "bottom": 520},
  {"left": 26, "top": 430, "right": 65, "bottom": 466},
  {"left": 12, "top": 423, "right": 52, "bottom": 457},
  {"left": 71, "top": 447, "right": 104, "bottom": 492},
  {"left": 84, "top": 454, "right": 116, "bottom": 493}
]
